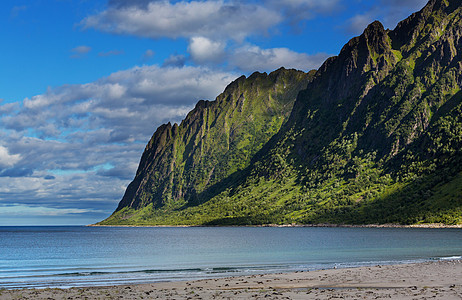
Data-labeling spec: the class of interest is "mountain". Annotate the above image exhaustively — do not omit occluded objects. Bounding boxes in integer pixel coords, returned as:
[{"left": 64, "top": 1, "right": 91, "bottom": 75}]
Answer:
[
  {"left": 100, "top": 0, "right": 462, "bottom": 226},
  {"left": 105, "top": 68, "right": 314, "bottom": 222}
]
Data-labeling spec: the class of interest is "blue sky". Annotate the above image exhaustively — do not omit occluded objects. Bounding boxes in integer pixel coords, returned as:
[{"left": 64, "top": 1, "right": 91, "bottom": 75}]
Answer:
[{"left": 0, "top": 0, "right": 428, "bottom": 225}]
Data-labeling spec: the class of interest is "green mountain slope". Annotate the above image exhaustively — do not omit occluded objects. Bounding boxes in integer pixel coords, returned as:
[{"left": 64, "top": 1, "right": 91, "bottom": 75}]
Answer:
[
  {"left": 100, "top": 0, "right": 462, "bottom": 226},
  {"left": 103, "top": 68, "right": 313, "bottom": 223}
]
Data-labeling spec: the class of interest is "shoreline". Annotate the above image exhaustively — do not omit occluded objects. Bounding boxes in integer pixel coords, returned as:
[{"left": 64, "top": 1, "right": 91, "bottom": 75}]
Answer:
[
  {"left": 2, "top": 260, "right": 461, "bottom": 299},
  {"left": 88, "top": 223, "right": 462, "bottom": 228}
]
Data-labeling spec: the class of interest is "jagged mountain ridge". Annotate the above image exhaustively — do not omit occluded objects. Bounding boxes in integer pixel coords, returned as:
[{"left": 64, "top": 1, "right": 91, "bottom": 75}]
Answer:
[
  {"left": 115, "top": 68, "right": 313, "bottom": 212},
  {"left": 100, "top": 0, "right": 462, "bottom": 226}
]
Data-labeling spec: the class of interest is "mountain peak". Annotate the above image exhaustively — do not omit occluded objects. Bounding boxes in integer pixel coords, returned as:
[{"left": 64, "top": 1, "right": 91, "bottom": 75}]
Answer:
[{"left": 364, "top": 20, "right": 385, "bottom": 34}]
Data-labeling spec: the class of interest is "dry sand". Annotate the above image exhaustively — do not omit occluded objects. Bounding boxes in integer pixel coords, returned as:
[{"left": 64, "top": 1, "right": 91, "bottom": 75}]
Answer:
[{"left": 1, "top": 260, "right": 461, "bottom": 299}]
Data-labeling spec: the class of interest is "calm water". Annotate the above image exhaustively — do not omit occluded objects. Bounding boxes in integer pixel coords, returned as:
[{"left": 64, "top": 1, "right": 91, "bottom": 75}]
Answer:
[{"left": 0, "top": 226, "right": 461, "bottom": 289}]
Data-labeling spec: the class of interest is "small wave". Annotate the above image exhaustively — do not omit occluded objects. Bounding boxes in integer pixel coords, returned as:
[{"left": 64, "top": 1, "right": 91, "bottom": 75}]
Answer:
[
  {"left": 54, "top": 266, "right": 279, "bottom": 277},
  {"left": 56, "top": 268, "right": 205, "bottom": 277},
  {"left": 1, "top": 265, "right": 286, "bottom": 289},
  {"left": 439, "top": 256, "right": 462, "bottom": 260}
]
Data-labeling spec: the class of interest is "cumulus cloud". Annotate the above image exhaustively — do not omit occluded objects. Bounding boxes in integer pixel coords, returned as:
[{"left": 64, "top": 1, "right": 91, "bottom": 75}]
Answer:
[
  {"left": 0, "top": 145, "right": 21, "bottom": 168},
  {"left": 4, "top": 65, "right": 235, "bottom": 146},
  {"left": 184, "top": 38, "right": 330, "bottom": 71},
  {"left": 84, "top": 0, "right": 343, "bottom": 41},
  {"left": 81, "top": 0, "right": 281, "bottom": 41},
  {"left": 0, "top": 101, "right": 18, "bottom": 116},
  {"left": 188, "top": 37, "right": 226, "bottom": 64},
  {"left": 81, "top": 0, "right": 338, "bottom": 72},
  {"left": 230, "top": 45, "right": 330, "bottom": 72}
]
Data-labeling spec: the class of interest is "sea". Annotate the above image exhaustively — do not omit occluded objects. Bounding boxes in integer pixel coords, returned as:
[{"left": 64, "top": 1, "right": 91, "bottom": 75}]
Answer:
[{"left": 0, "top": 226, "right": 461, "bottom": 289}]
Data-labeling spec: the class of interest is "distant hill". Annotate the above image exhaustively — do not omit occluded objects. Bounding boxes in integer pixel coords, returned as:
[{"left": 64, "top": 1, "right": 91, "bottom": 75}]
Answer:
[{"left": 99, "top": 0, "right": 462, "bottom": 226}]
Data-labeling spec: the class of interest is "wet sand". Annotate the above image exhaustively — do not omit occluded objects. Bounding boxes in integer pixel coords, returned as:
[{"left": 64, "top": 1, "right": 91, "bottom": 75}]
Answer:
[{"left": 1, "top": 260, "right": 461, "bottom": 299}]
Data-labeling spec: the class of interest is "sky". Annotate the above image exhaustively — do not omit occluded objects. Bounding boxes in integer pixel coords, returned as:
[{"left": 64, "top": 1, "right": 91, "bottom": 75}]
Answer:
[{"left": 0, "top": 0, "right": 428, "bottom": 226}]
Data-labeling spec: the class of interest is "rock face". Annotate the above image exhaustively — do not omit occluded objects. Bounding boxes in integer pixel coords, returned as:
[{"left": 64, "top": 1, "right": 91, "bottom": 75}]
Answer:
[
  {"left": 101, "top": 0, "right": 462, "bottom": 226},
  {"left": 114, "top": 68, "right": 313, "bottom": 212}
]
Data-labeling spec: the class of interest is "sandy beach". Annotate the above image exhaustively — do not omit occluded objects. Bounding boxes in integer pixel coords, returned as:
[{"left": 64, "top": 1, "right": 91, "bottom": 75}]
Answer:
[{"left": 1, "top": 260, "right": 461, "bottom": 299}]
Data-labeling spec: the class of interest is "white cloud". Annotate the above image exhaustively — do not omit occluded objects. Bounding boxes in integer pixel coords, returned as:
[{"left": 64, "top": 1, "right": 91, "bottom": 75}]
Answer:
[
  {"left": 81, "top": 0, "right": 345, "bottom": 43},
  {"left": 0, "top": 101, "right": 18, "bottom": 116},
  {"left": 230, "top": 45, "right": 330, "bottom": 72},
  {"left": 0, "top": 204, "right": 103, "bottom": 216},
  {"left": 0, "top": 145, "right": 21, "bottom": 168},
  {"left": 185, "top": 37, "right": 330, "bottom": 72},
  {"left": 188, "top": 37, "right": 226, "bottom": 64},
  {"left": 14, "top": 65, "right": 236, "bottom": 132},
  {"left": 6, "top": 65, "right": 236, "bottom": 145},
  {"left": 80, "top": 1, "right": 338, "bottom": 73},
  {"left": 81, "top": 1, "right": 281, "bottom": 41}
]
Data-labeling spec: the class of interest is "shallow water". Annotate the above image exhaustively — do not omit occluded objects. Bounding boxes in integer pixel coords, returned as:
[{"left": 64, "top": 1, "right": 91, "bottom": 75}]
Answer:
[{"left": 0, "top": 226, "right": 461, "bottom": 288}]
